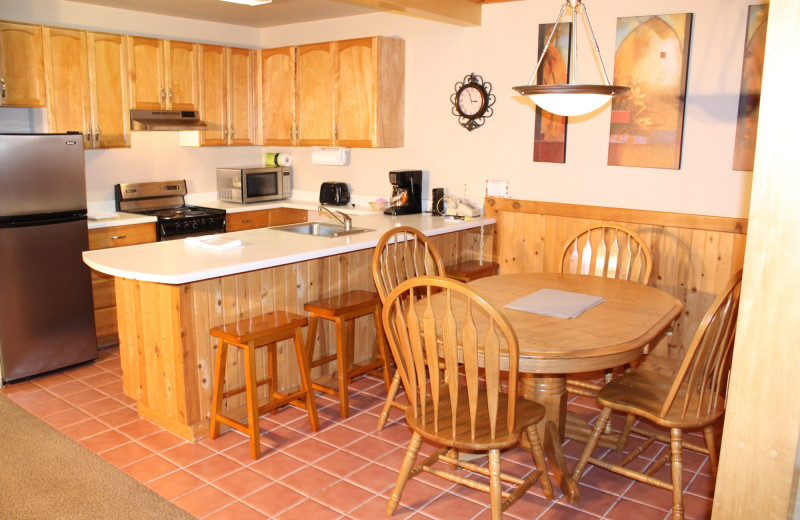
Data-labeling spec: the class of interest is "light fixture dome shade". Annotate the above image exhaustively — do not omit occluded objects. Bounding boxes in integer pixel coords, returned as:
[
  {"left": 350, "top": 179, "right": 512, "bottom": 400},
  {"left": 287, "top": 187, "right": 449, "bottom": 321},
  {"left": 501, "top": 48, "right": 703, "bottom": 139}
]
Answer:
[{"left": 513, "top": 84, "right": 630, "bottom": 117}]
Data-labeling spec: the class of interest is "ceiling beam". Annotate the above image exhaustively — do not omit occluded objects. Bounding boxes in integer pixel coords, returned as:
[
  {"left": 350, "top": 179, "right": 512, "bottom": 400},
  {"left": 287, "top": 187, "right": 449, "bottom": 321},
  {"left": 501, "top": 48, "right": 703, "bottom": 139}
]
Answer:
[{"left": 335, "top": 0, "right": 483, "bottom": 26}]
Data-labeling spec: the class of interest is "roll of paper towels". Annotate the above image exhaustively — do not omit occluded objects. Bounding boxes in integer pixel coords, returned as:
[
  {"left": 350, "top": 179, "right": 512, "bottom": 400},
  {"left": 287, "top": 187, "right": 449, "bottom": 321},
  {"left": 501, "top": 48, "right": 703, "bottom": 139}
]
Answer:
[
  {"left": 311, "top": 147, "right": 348, "bottom": 166},
  {"left": 264, "top": 153, "right": 293, "bottom": 167}
]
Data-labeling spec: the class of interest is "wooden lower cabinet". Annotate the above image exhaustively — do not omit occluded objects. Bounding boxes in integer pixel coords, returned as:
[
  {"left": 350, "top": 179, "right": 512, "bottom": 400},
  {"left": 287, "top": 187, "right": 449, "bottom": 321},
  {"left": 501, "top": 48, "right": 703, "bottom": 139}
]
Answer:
[
  {"left": 88, "top": 223, "right": 155, "bottom": 347},
  {"left": 225, "top": 207, "right": 307, "bottom": 232}
]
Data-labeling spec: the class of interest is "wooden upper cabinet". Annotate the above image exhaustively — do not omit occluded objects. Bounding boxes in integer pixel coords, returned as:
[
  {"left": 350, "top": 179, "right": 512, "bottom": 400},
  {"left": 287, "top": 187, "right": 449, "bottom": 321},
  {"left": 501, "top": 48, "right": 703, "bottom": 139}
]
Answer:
[
  {"left": 198, "top": 44, "right": 256, "bottom": 146},
  {"left": 337, "top": 36, "right": 404, "bottom": 148},
  {"left": 128, "top": 36, "right": 199, "bottom": 111},
  {"left": 228, "top": 47, "right": 257, "bottom": 146},
  {"left": 291, "top": 36, "right": 404, "bottom": 148},
  {"left": 0, "top": 22, "right": 47, "bottom": 107},
  {"left": 261, "top": 46, "right": 296, "bottom": 146},
  {"left": 296, "top": 42, "right": 335, "bottom": 146},
  {"left": 198, "top": 44, "right": 227, "bottom": 146},
  {"left": 168, "top": 40, "right": 201, "bottom": 111},
  {"left": 44, "top": 27, "right": 129, "bottom": 148},
  {"left": 43, "top": 27, "right": 91, "bottom": 139},
  {"left": 88, "top": 32, "right": 130, "bottom": 148}
]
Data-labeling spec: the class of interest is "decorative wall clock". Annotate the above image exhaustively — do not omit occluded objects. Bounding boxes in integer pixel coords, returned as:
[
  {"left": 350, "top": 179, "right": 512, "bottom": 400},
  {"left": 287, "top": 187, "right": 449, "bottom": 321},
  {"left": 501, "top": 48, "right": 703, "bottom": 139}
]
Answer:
[{"left": 451, "top": 73, "right": 495, "bottom": 131}]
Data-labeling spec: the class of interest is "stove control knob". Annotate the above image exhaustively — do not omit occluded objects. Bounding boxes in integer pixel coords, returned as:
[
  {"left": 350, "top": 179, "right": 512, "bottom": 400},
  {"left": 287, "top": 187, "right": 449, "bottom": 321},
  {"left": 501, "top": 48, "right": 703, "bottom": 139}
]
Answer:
[{"left": 192, "top": 221, "right": 199, "bottom": 230}]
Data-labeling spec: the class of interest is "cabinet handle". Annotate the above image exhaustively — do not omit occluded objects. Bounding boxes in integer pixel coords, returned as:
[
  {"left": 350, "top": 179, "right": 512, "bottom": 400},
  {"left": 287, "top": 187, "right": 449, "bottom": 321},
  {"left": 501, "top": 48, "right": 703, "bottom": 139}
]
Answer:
[
  {"left": 110, "top": 235, "right": 127, "bottom": 240},
  {"left": 160, "top": 87, "right": 166, "bottom": 104},
  {"left": 168, "top": 87, "right": 173, "bottom": 104},
  {"left": 230, "top": 125, "right": 235, "bottom": 138},
  {"left": 1, "top": 78, "right": 5, "bottom": 98},
  {"left": 95, "top": 125, "right": 100, "bottom": 140},
  {"left": 85, "top": 125, "right": 92, "bottom": 143},
  {"left": 241, "top": 219, "right": 253, "bottom": 223},
  {"left": 223, "top": 126, "right": 228, "bottom": 137}
]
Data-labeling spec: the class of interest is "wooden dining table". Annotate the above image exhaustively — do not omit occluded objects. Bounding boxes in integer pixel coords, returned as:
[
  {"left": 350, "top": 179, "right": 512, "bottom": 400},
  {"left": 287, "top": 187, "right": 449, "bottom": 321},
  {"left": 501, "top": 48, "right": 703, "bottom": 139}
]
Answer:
[{"left": 462, "top": 272, "right": 683, "bottom": 502}]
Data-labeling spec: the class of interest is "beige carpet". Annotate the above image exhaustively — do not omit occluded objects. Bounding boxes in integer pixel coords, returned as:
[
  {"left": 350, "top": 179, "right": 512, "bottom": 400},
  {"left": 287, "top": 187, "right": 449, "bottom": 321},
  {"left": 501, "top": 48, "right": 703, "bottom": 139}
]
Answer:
[{"left": 0, "top": 394, "right": 196, "bottom": 520}]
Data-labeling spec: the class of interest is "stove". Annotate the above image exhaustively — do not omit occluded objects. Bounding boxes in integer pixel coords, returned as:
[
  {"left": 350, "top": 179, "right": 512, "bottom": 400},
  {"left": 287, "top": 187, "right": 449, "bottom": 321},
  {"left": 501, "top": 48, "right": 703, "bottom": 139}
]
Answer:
[{"left": 115, "top": 180, "right": 226, "bottom": 241}]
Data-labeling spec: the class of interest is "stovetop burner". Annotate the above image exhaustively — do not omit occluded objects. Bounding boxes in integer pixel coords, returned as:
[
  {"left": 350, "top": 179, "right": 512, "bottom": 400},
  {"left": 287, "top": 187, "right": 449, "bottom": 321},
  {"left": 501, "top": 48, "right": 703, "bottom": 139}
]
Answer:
[
  {"left": 114, "top": 180, "right": 227, "bottom": 241},
  {"left": 145, "top": 207, "right": 223, "bottom": 219}
]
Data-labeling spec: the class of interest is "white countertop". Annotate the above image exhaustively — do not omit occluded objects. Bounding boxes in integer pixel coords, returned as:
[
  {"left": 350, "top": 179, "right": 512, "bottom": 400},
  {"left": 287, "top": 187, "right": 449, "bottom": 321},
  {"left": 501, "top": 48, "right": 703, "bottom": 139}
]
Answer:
[
  {"left": 83, "top": 210, "right": 493, "bottom": 285},
  {"left": 85, "top": 196, "right": 380, "bottom": 229}
]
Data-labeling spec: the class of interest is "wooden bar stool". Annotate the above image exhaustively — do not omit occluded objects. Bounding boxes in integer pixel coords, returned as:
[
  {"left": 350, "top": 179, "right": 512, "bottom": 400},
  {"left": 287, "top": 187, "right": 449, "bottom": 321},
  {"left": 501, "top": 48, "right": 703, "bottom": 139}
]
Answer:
[
  {"left": 209, "top": 311, "right": 320, "bottom": 460},
  {"left": 305, "top": 290, "right": 392, "bottom": 418}
]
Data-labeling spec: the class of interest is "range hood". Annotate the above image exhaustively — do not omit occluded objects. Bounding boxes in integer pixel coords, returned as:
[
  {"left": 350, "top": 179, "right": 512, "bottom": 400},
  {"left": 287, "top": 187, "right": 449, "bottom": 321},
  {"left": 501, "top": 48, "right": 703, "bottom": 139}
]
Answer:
[{"left": 130, "top": 109, "right": 208, "bottom": 131}]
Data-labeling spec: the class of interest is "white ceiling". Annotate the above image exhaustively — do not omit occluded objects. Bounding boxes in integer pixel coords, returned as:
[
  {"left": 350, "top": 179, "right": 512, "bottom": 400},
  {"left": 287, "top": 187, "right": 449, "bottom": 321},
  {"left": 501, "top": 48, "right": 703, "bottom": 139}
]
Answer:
[{"left": 68, "top": 0, "right": 386, "bottom": 28}]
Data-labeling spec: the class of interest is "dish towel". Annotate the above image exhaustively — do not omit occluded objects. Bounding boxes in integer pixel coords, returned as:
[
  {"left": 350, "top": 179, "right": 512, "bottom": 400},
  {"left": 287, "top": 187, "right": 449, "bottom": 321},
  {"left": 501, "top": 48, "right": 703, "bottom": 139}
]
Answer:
[
  {"left": 184, "top": 235, "right": 242, "bottom": 250},
  {"left": 504, "top": 288, "right": 605, "bottom": 319}
]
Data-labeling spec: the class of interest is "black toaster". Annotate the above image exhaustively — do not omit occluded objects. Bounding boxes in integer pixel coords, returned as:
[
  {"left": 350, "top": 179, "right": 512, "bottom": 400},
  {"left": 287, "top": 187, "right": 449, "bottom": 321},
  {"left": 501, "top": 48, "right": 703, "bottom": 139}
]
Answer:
[{"left": 319, "top": 182, "right": 350, "bottom": 206}]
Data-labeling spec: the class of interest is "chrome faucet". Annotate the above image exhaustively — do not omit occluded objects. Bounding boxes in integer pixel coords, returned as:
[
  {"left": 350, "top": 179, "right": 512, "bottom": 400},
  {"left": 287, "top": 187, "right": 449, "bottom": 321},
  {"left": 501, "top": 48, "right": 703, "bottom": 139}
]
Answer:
[{"left": 318, "top": 205, "right": 352, "bottom": 231}]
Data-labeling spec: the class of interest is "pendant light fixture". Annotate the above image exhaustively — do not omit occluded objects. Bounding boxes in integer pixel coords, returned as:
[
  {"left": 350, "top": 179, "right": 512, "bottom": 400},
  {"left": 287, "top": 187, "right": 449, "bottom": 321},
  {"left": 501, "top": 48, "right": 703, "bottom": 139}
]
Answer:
[{"left": 512, "top": 0, "right": 629, "bottom": 117}]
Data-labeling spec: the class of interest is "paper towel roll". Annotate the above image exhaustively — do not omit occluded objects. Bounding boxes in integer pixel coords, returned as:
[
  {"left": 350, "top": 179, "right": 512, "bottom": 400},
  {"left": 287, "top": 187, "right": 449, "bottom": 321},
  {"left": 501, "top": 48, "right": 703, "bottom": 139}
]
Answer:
[
  {"left": 264, "top": 153, "right": 293, "bottom": 167},
  {"left": 311, "top": 147, "right": 348, "bottom": 166}
]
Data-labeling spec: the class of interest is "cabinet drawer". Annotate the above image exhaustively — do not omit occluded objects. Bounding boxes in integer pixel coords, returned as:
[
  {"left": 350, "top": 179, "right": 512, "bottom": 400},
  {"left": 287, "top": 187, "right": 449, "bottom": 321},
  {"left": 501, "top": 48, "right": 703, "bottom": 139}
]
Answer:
[
  {"left": 88, "top": 223, "right": 155, "bottom": 249},
  {"left": 268, "top": 208, "right": 308, "bottom": 227},
  {"left": 226, "top": 210, "right": 270, "bottom": 231}
]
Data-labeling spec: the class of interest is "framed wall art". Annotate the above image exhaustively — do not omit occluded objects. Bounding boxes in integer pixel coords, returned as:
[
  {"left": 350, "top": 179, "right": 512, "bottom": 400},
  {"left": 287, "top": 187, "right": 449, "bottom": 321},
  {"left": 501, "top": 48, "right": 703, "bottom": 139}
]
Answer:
[
  {"left": 607, "top": 13, "right": 693, "bottom": 170},
  {"left": 732, "top": 4, "right": 768, "bottom": 171},
  {"left": 533, "top": 22, "right": 571, "bottom": 163}
]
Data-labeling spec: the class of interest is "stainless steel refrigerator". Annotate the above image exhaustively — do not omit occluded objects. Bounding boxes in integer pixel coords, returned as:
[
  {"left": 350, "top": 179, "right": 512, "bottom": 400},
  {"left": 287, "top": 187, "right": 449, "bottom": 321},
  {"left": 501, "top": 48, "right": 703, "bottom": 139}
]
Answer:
[{"left": 0, "top": 133, "right": 97, "bottom": 383}]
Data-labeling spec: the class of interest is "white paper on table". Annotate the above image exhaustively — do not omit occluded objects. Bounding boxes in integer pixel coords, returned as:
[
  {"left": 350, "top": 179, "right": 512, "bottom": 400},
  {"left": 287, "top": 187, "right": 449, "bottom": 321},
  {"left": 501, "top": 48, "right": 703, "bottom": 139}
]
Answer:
[
  {"left": 504, "top": 288, "right": 605, "bottom": 319},
  {"left": 184, "top": 235, "right": 242, "bottom": 250}
]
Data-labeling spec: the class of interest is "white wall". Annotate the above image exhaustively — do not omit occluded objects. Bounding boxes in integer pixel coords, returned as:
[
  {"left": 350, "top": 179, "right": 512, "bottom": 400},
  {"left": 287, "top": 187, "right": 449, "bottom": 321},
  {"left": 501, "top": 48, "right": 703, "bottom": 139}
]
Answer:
[{"left": 1, "top": 0, "right": 753, "bottom": 217}]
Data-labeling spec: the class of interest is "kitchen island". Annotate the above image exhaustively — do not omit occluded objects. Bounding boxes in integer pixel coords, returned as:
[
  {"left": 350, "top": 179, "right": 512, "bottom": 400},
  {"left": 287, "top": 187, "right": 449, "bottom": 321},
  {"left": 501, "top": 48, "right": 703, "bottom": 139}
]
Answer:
[{"left": 83, "top": 210, "right": 494, "bottom": 441}]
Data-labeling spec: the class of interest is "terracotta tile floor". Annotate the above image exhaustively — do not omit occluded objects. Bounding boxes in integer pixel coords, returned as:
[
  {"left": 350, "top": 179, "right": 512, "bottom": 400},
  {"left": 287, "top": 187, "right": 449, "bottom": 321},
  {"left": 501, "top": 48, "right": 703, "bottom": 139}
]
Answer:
[{"left": 2, "top": 347, "right": 714, "bottom": 519}]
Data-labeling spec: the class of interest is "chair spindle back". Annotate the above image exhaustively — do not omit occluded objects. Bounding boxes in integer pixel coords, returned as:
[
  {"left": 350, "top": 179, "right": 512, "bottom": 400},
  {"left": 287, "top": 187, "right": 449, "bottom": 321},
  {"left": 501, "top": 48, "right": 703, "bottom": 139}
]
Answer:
[
  {"left": 372, "top": 227, "right": 446, "bottom": 303},
  {"left": 383, "top": 276, "right": 519, "bottom": 441},
  {"left": 560, "top": 225, "right": 653, "bottom": 285},
  {"left": 661, "top": 270, "right": 743, "bottom": 420}
]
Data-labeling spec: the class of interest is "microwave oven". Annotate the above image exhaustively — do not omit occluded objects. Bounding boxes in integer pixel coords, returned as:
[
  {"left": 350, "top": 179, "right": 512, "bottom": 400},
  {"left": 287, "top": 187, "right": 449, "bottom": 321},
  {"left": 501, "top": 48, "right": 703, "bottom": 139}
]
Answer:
[{"left": 216, "top": 166, "right": 292, "bottom": 203}]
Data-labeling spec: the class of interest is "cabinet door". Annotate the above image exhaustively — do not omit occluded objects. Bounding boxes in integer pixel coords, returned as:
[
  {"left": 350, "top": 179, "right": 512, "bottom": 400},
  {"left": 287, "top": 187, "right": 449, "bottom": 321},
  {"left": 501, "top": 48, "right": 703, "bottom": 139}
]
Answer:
[
  {"left": 0, "top": 22, "right": 47, "bottom": 107},
  {"left": 42, "top": 27, "right": 91, "bottom": 144},
  {"left": 199, "top": 44, "right": 228, "bottom": 146},
  {"left": 336, "top": 38, "right": 377, "bottom": 148},
  {"left": 261, "top": 46, "right": 296, "bottom": 146},
  {"left": 166, "top": 40, "right": 199, "bottom": 111},
  {"left": 296, "top": 42, "right": 334, "bottom": 146},
  {"left": 88, "top": 32, "right": 129, "bottom": 149},
  {"left": 128, "top": 36, "right": 165, "bottom": 110},
  {"left": 228, "top": 47, "right": 256, "bottom": 146}
]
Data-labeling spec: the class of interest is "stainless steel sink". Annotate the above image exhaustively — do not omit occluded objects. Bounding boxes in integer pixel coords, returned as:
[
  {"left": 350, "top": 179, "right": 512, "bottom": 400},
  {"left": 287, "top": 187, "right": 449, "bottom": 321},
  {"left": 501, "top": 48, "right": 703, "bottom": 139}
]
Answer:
[{"left": 272, "top": 221, "right": 373, "bottom": 238}]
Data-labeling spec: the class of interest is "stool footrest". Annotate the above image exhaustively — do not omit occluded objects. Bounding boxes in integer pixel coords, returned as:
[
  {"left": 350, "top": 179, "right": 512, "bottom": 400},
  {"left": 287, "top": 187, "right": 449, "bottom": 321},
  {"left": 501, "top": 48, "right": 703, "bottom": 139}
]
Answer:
[
  {"left": 309, "top": 353, "right": 338, "bottom": 369},
  {"left": 311, "top": 359, "right": 386, "bottom": 394},
  {"left": 222, "top": 377, "right": 273, "bottom": 400}
]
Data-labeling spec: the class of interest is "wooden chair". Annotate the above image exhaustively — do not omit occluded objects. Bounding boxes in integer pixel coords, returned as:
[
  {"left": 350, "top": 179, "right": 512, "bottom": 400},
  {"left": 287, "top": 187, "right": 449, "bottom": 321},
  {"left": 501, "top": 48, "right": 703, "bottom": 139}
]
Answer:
[
  {"left": 209, "top": 311, "right": 320, "bottom": 460},
  {"left": 304, "top": 290, "right": 392, "bottom": 419},
  {"left": 371, "top": 226, "right": 447, "bottom": 429},
  {"left": 569, "top": 270, "right": 743, "bottom": 520},
  {"left": 559, "top": 224, "right": 654, "bottom": 398},
  {"left": 383, "top": 276, "right": 553, "bottom": 519}
]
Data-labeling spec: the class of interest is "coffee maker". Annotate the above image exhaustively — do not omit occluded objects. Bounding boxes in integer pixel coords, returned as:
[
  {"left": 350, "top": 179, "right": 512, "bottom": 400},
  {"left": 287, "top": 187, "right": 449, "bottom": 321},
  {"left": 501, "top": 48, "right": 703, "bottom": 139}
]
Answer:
[{"left": 384, "top": 170, "right": 423, "bottom": 215}]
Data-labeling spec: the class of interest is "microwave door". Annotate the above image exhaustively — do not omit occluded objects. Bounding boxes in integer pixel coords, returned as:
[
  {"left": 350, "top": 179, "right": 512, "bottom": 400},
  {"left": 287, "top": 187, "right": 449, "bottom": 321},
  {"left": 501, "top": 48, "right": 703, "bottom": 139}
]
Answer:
[{"left": 247, "top": 172, "right": 279, "bottom": 199}]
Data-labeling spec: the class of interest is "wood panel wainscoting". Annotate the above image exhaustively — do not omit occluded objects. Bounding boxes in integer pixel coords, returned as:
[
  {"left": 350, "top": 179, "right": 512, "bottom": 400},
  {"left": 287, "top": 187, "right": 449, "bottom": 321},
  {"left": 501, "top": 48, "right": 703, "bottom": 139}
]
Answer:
[
  {"left": 484, "top": 198, "right": 747, "bottom": 362},
  {"left": 112, "top": 228, "right": 485, "bottom": 441}
]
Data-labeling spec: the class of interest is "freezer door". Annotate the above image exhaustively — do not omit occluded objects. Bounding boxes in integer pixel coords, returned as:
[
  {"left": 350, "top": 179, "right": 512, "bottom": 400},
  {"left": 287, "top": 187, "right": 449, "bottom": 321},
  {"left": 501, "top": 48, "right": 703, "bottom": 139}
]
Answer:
[
  {"left": 0, "top": 217, "right": 97, "bottom": 382},
  {"left": 0, "top": 133, "right": 87, "bottom": 218}
]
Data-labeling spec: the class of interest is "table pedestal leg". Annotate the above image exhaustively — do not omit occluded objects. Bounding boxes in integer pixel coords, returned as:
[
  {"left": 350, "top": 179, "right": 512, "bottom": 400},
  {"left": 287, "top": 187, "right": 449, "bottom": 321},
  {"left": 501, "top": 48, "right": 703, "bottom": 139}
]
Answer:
[{"left": 519, "top": 373, "right": 579, "bottom": 503}]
